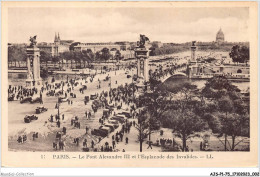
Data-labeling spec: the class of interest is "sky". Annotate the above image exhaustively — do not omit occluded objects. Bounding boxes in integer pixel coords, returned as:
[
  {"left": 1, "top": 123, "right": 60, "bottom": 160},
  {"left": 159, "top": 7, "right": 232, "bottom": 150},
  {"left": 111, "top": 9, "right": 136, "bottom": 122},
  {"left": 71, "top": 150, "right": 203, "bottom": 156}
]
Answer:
[{"left": 8, "top": 7, "right": 249, "bottom": 43}]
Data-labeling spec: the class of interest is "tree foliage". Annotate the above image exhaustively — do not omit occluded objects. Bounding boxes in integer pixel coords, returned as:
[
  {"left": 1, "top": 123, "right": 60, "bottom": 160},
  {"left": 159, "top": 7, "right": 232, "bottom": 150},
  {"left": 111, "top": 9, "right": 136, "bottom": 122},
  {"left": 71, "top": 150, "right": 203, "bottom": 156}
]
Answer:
[
  {"left": 229, "top": 45, "right": 249, "bottom": 64},
  {"left": 8, "top": 45, "right": 27, "bottom": 61}
]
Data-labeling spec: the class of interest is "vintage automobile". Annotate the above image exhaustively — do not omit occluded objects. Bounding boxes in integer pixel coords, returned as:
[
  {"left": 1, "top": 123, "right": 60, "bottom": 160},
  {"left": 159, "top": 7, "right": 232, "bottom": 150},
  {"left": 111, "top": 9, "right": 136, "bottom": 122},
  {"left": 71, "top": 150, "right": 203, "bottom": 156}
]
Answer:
[
  {"left": 104, "top": 123, "right": 119, "bottom": 130},
  {"left": 127, "top": 75, "right": 131, "bottom": 78},
  {"left": 103, "top": 76, "right": 110, "bottom": 81},
  {"left": 84, "top": 96, "right": 90, "bottom": 102},
  {"left": 35, "top": 106, "right": 48, "bottom": 114},
  {"left": 30, "top": 97, "right": 42, "bottom": 104},
  {"left": 91, "top": 128, "right": 108, "bottom": 137},
  {"left": 110, "top": 116, "right": 125, "bottom": 124},
  {"left": 99, "top": 126, "right": 112, "bottom": 133},
  {"left": 58, "top": 97, "right": 68, "bottom": 103},
  {"left": 133, "top": 74, "right": 138, "bottom": 81},
  {"left": 46, "top": 90, "right": 55, "bottom": 96},
  {"left": 90, "top": 94, "right": 98, "bottom": 100},
  {"left": 20, "top": 97, "right": 32, "bottom": 104},
  {"left": 82, "top": 85, "right": 87, "bottom": 90},
  {"left": 102, "top": 109, "right": 110, "bottom": 119},
  {"left": 55, "top": 90, "right": 63, "bottom": 97},
  {"left": 24, "top": 115, "right": 38, "bottom": 123},
  {"left": 108, "top": 119, "right": 119, "bottom": 125},
  {"left": 8, "top": 94, "right": 15, "bottom": 101},
  {"left": 118, "top": 111, "right": 131, "bottom": 118}
]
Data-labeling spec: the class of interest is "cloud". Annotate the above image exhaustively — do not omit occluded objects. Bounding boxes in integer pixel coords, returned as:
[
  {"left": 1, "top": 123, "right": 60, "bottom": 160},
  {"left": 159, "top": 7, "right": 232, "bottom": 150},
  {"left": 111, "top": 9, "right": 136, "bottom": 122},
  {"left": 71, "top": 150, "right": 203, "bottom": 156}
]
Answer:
[{"left": 8, "top": 8, "right": 249, "bottom": 43}]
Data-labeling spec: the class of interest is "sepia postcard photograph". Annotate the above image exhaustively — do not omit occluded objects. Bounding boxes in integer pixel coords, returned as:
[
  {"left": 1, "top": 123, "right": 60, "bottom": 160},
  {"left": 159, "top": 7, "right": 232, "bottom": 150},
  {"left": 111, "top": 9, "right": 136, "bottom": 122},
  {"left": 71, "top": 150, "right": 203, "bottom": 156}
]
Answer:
[{"left": 1, "top": 1, "right": 258, "bottom": 168}]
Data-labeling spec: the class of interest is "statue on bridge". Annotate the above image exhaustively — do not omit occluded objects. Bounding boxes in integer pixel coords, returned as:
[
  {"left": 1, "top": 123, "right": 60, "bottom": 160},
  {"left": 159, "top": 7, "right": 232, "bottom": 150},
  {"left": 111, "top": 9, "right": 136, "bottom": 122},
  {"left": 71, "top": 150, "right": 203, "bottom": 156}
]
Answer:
[
  {"left": 29, "top": 35, "right": 37, "bottom": 47},
  {"left": 137, "top": 34, "right": 150, "bottom": 48}
]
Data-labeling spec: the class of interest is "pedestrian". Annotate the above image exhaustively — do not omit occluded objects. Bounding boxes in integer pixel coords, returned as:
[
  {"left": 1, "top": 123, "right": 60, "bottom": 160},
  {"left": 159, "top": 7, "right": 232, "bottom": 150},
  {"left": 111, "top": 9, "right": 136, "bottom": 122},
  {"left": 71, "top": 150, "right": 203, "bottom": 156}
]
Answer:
[
  {"left": 17, "top": 136, "right": 22, "bottom": 143},
  {"left": 116, "top": 136, "right": 119, "bottom": 143},
  {"left": 76, "top": 138, "right": 79, "bottom": 146},
  {"left": 50, "top": 115, "right": 53, "bottom": 122},
  {"left": 91, "top": 140, "right": 94, "bottom": 148},
  {"left": 57, "top": 120, "right": 60, "bottom": 128},
  {"left": 62, "top": 114, "right": 65, "bottom": 120},
  {"left": 53, "top": 141, "right": 57, "bottom": 150},
  {"left": 147, "top": 141, "right": 153, "bottom": 149},
  {"left": 32, "top": 132, "right": 36, "bottom": 141},
  {"left": 85, "top": 126, "right": 88, "bottom": 134},
  {"left": 112, "top": 140, "right": 116, "bottom": 149},
  {"left": 23, "top": 135, "right": 27, "bottom": 143},
  {"left": 120, "top": 133, "right": 123, "bottom": 141},
  {"left": 83, "top": 139, "right": 87, "bottom": 147},
  {"left": 63, "top": 127, "right": 66, "bottom": 134},
  {"left": 125, "top": 137, "right": 128, "bottom": 144}
]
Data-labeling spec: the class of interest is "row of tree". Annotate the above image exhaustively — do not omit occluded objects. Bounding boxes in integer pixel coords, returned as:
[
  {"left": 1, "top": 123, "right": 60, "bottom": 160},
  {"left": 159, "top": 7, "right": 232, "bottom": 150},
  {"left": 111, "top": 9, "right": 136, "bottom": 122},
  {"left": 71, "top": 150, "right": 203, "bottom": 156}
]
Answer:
[
  {"left": 135, "top": 76, "right": 249, "bottom": 152},
  {"left": 149, "top": 42, "right": 250, "bottom": 65},
  {"left": 8, "top": 45, "right": 122, "bottom": 64}
]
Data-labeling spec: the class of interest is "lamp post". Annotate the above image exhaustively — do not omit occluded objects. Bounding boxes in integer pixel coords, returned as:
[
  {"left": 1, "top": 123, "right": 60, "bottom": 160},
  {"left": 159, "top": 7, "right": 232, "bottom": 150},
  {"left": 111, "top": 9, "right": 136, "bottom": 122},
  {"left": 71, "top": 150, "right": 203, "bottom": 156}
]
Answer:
[{"left": 57, "top": 97, "right": 60, "bottom": 119}]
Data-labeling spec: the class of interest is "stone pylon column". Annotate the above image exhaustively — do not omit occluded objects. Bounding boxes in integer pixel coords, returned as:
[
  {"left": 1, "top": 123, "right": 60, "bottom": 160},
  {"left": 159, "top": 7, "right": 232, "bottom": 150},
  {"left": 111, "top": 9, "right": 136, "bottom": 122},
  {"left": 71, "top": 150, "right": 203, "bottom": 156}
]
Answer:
[
  {"left": 134, "top": 48, "right": 150, "bottom": 83},
  {"left": 26, "top": 44, "right": 42, "bottom": 88},
  {"left": 191, "top": 41, "right": 197, "bottom": 62}
]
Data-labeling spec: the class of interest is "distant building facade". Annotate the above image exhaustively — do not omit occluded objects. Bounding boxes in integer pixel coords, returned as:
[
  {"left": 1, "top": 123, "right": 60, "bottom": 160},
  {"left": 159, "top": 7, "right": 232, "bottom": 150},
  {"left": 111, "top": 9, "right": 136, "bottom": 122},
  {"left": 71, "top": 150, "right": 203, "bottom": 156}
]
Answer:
[
  {"left": 37, "top": 33, "right": 73, "bottom": 57},
  {"left": 73, "top": 41, "right": 131, "bottom": 52}
]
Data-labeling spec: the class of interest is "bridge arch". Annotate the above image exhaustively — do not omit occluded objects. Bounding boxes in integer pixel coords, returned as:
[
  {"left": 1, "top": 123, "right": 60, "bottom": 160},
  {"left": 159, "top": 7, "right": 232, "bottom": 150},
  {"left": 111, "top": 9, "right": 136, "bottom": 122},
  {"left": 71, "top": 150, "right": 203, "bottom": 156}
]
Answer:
[{"left": 161, "top": 72, "right": 187, "bottom": 83}]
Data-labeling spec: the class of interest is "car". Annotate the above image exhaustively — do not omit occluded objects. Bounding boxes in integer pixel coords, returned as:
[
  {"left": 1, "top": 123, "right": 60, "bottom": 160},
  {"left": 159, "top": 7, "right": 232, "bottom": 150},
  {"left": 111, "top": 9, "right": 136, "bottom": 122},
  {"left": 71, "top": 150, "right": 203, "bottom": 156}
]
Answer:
[
  {"left": 103, "top": 109, "right": 110, "bottom": 118},
  {"left": 118, "top": 111, "right": 131, "bottom": 118},
  {"left": 85, "top": 96, "right": 90, "bottom": 102},
  {"left": 103, "top": 124, "right": 115, "bottom": 132},
  {"left": 110, "top": 116, "right": 125, "bottom": 124},
  {"left": 103, "top": 76, "right": 110, "bottom": 81},
  {"left": 46, "top": 90, "right": 55, "bottom": 96},
  {"left": 24, "top": 115, "right": 38, "bottom": 123},
  {"left": 99, "top": 126, "right": 112, "bottom": 133},
  {"left": 127, "top": 75, "right": 131, "bottom": 78},
  {"left": 20, "top": 97, "right": 32, "bottom": 104},
  {"left": 35, "top": 106, "right": 48, "bottom": 114},
  {"left": 108, "top": 119, "right": 119, "bottom": 125},
  {"left": 91, "top": 129, "right": 108, "bottom": 137},
  {"left": 30, "top": 97, "right": 42, "bottom": 104},
  {"left": 105, "top": 123, "right": 119, "bottom": 130},
  {"left": 58, "top": 97, "right": 68, "bottom": 102},
  {"left": 82, "top": 85, "right": 87, "bottom": 90},
  {"left": 90, "top": 94, "right": 98, "bottom": 100},
  {"left": 8, "top": 94, "right": 15, "bottom": 101}
]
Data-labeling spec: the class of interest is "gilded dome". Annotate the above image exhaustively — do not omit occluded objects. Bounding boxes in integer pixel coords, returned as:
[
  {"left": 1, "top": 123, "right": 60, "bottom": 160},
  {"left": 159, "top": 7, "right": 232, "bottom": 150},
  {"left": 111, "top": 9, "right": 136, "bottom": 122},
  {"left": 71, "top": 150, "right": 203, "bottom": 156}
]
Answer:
[{"left": 216, "top": 28, "right": 224, "bottom": 43}]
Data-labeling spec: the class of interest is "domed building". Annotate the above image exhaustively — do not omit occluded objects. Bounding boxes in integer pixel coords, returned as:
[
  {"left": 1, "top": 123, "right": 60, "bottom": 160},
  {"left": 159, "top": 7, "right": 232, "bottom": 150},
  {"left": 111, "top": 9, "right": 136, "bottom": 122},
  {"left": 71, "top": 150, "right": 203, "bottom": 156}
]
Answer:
[{"left": 216, "top": 28, "right": 225, "bottom": 44}]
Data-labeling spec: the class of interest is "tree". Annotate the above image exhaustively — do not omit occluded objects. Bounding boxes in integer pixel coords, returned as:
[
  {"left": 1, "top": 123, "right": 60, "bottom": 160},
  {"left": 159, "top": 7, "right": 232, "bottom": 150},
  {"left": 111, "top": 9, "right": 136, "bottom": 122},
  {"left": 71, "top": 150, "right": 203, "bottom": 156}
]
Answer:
[
  {"left": 209, "top": 112, "right": 249, "bottom": 151},
  {"left": 114, "top": 50, "right": 121, "bottom": 62},
  {"left": 135, "top": 110, "right": 150, "bottom": 152},
  {"left": 164, "top": 110, "right": 208, "bottom": 151},
  {"left": 101, "top": 48, "right": 111, "bottom": 62},
  {"left": 202, "top": 76, "right": 249, "bottom": 151},
  {"left": 202, "top": 76, "right": 240, "bottom": 101},
  {"left": 8, "top": 45, "right": 27, "bottom": 62},
  {"left": 82, "top": 49, "right": 94, "bottom": 67},
  {"left": 218, "top": 96, "right": 234, "bottom": 151},
  {"left": 40, "top": 51, "right": 52, "bottom": 62},
  {"left": 229, "top": 45, "right": 249, "bottom": 64},
  {"left": 138, "top": 87, "right": 172, "bottom": 141}
]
